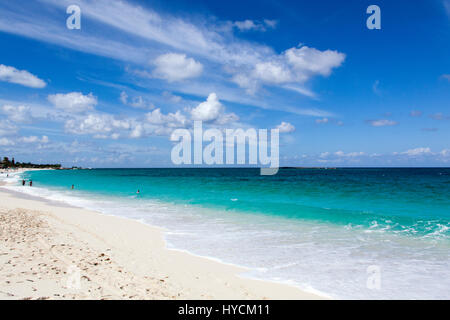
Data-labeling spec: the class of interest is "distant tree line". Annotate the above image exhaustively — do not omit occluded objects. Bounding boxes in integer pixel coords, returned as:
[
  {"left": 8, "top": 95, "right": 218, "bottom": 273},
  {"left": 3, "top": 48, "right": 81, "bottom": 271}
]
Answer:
[{"left": 1, "top": 157, "right": 62, "bottom": 169}]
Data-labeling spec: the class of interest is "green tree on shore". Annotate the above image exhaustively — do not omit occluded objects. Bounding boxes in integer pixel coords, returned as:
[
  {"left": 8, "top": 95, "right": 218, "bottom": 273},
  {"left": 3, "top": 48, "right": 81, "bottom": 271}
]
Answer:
[{"left": 1, "top": 156, "right": 61, "bottom": 169}]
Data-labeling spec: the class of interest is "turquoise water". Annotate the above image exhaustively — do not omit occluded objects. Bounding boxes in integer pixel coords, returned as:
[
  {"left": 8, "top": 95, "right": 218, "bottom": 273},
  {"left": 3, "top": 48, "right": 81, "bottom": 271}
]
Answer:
[{"left": 7, "top": 168, "right": 450, "bottom": 299}]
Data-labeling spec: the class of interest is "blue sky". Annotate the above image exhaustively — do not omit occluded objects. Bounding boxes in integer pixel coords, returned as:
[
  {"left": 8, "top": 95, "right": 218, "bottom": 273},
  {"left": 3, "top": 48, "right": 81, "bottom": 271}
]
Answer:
[{"left": 0, "top": 0, "right": 449, "bottom": 167}]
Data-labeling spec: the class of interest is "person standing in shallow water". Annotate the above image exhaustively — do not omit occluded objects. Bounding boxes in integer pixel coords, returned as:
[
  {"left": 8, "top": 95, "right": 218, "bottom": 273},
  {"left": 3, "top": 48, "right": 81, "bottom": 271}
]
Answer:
[
  {"left": 22, "top": 180, "right": 25, "bottom": 186},
  {"left": 29, "top": 180, "right": 32, "bottom": 187},
  {"left": 71, "top": 184, "right": 74, "bottom": 190}
]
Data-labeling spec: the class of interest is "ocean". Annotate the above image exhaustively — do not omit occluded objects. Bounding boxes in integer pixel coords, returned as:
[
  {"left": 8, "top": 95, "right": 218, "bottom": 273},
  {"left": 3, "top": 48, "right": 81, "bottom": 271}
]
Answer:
[{"left": 4, "top": 168, "right": 450, "bottom": 299}]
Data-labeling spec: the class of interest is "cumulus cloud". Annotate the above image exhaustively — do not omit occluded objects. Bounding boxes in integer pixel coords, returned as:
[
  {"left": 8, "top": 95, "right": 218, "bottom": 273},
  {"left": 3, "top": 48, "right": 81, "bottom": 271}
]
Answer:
[
  {"left": 153, "top": 53, "right": 203, "bottom": 82},
  {"left": 276, "top": 121, "right": 295, "bottom": 133},
  {"left": 190, "top": 93, "right": 239, "bottom": 124},
  {"left": 146, "top": 108, "right": 187, "bottom": 128},
  {"left": 1, "top": 105, "right": 32, "bottom": 123},
  {"left": 63, "top": 106, "right": 192, "bottom": 140},
  {"left": 285, "top": 46, "right": 346, "bottom": 79},
  {"left": 48, "top": 92, "right": 98, "bottom": 113},
  {"left": 65, "top": 114, "right": 131, "bottom": 138},
  {"left": 191, "top": 93, "right": 224, "bottom": 122},
  {"left": 120, "top": 91, "right": 154, "bottom": 110},
  {"left": 0, "top": 64, "right": 46, "bottom": 88},
  {"left": 367, "top": 119, "right": 398, "bottom": 127},
  {"left": 233, "top": 45, "right": 345, "bottom": 94},
  {"left": 0, "top": 137, "right": 14, "bottom": 146},
  {"left": 400, "top": 147, "right": 432, "bottom": 156}
]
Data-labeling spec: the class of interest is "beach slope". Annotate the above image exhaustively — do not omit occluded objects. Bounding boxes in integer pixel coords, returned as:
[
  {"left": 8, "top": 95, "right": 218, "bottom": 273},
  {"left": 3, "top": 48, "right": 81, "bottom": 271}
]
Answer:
[{"left": 0, "top": 187, "right": 321, "bottom": 300}]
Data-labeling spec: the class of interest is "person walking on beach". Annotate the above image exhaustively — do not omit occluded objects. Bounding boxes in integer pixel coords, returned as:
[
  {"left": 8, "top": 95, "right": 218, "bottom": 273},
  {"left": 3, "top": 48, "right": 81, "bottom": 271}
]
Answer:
[{"left": 22, "top": 180, "right": 25, "bottom": 186}]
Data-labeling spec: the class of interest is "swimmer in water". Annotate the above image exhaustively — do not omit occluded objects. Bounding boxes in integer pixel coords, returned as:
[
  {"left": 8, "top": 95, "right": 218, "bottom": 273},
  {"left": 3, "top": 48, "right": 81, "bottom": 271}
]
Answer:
[{"left": 137, "top": 189, "right": 140, "bottom": 194}]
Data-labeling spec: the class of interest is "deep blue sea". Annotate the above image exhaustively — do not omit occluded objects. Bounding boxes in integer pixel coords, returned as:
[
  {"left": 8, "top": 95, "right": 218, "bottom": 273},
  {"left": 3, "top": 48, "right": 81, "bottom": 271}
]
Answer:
[{"left": 4, "top": 168, "right": 450, "bottom": 299}]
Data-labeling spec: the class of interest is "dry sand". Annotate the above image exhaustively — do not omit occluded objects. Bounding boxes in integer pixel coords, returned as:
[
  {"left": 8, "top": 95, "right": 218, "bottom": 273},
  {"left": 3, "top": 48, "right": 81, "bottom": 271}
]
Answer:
[{"left": 0, "top": 182, "right": 322, "bottom": 300}]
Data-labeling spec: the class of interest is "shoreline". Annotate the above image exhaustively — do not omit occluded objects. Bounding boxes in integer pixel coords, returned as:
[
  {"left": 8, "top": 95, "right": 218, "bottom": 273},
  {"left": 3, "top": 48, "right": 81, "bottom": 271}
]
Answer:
[{"left": 0, "top": 171, "right": 324, "bottom": 300}]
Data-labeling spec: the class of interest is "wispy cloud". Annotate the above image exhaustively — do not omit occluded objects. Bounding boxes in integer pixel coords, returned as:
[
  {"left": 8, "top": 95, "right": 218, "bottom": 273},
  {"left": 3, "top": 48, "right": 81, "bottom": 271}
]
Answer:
[
  {"left": 0, "top": 0, "right": 344, "bottom": 107},
  {"left": 366, "top": 119, "right": 398, "bottom": 127},
  {"left": 232, "top": 19, "right": 278, "bottom": 32},
  {"left": 429, "top": 113, "right": 450, "bottom": 120},
  {"left": 443, "top": 0, "right": 450, "bottom": 18}
]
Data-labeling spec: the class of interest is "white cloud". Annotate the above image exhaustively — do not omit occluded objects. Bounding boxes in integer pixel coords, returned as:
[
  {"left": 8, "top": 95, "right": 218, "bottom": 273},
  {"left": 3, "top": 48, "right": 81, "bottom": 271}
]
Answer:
[
  {"left": 1, "top": 105, "right": 32, "bottom": 123},
  {"left": 120, "top": 91, "right": 128, "bottom": 105},
  {"left": 264, "top": 19, "right": 278, "bottom": 29},
  {"left": 190, "top": 93, "right": 239, "bottom": 124},
  {"left": 162, "top": 91, "right": 182, "bottom": 103},
  {"left": 120, "top": 91, "right": 154, "bottom": 110},
  {"left": 48, "top": 92, "right": 98, "bottom": 113},
  {"left": 401, "top": 147, "right": 432, "bottom": 156},
  {"left": 276, "top": 121, "right": 295, "bottom": 133},
  {"left": 0, "top": 120, "right": 18, "bottom": 136},
  {"left": 233, "top": 19, "right": 278, "bottom": 32},
  {"left": 191, "top": 93, "right": 224, "bottom": 122},
  {"left": 285, "top": 46, "right": 346, "bottom": 79},
  {"left": 410, "top": 110, "right": 422, "bottom": 117},
  {"left": 21, "top": 136, "right": 49, "bottom": 144},
  {"left": 153, "top": 53, "right": 203, "bottom": 82},
  {"left": 0, "top": 64, "right": 46, "bottom": 88},
  {"left": 335, "top": 151, "right": 365, "bottom": 157},
  {"left": 0, "top": 137, "right": 14, "bottom": 146},
  {"left": 367, "top": 119, "right": 398, "bottom": 127},
  {"left": 65, "top": 114, "right": 130, "bottom": 138},
  {"left": 441, "top": 74, "right": 450, "bottom": 81},
  {"left": 254, "top": 61, "right": 292, "bottom": 84},
  {"left": 234, "top": 45, "right": 345, "bottom": 94},
  {"left": 231, "top": 74, "right": 259, "bottom": 95},
  {"left": 0, "top": 1, "right": 344, "bottom": 103},
  {"left": 146, "top": 108, "right": 188, "bottom": 128}
]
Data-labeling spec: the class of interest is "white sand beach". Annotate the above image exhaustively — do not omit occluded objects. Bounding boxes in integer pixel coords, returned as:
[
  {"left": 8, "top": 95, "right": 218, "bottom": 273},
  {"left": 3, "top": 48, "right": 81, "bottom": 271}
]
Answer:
[{"left": 0, "top": 172, "right": 322, "bottom": 300}]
